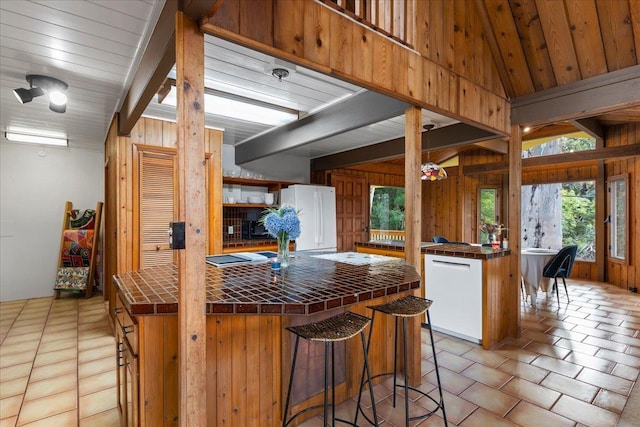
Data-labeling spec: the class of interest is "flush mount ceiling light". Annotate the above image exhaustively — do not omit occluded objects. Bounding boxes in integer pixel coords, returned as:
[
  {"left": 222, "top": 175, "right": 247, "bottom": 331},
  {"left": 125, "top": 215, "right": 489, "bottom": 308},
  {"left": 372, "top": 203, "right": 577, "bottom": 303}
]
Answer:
[
  {"left": 421, "top": 124, "right": 448, "bottom": 181},
  {"left": 5, "top": 131, "right": 68, "bottom": 147},
  {"left": 13, "top": 74, "right": 68, "bottom": 113},
  {"left": 271, "top": 68, "right": 289, "bottom": 82}
]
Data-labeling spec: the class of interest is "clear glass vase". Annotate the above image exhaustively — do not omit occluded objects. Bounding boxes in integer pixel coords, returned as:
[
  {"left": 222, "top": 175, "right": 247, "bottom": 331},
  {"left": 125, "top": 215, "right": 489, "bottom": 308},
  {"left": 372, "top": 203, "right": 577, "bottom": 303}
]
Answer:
[{"left": 277, "top": 236, "right": 290, "bottom": 268}]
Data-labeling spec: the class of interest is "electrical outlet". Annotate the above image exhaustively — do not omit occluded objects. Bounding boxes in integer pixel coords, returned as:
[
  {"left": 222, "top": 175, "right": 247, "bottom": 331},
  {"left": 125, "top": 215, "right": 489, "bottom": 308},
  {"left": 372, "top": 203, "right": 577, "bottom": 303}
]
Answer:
[{"left": 227, "top": 226, "right": 233, "bottom": 235}]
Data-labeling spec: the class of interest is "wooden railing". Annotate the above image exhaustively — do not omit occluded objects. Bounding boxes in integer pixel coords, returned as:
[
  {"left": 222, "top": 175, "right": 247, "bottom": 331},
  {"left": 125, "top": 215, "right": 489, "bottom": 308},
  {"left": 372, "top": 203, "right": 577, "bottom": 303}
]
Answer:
[
  {"left": 319, "top": 0, "right": 414, "bottom": 47},
  {"left": 369, "top": 229, "right": 405, "bottom": 241}
]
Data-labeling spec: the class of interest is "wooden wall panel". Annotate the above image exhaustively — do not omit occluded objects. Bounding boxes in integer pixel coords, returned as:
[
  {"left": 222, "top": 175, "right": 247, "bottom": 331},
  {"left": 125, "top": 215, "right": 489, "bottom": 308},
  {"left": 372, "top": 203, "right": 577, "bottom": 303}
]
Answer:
[
  {"left": 605, "top": 123, "right": 640, "bottom": 290},
  {"left": 202, "top": 0, "right": 510, "bottom": 135},
  {"left": 104, "top": 117, "right": 223, "bottom": 279}
]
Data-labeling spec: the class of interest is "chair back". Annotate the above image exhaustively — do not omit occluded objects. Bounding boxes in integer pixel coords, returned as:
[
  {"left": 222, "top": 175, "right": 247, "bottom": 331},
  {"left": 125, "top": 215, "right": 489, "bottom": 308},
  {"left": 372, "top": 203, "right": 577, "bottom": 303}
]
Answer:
[
  {"left": 432, "top": 236, "right": 449, "bottom": 243},
  {"left": 543, "top": 245, "right": 578, "bottom": 278}
]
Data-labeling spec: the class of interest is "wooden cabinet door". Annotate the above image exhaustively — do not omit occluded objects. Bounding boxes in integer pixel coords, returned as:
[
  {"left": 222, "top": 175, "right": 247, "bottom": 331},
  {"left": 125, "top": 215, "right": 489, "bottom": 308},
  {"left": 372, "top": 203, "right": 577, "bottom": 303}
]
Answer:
[
  {"left": 135, "top": 148, "right": 177, "bottom": 269},
  {"left": 330, "top": 174, "right": 368, "bottom": 251}
]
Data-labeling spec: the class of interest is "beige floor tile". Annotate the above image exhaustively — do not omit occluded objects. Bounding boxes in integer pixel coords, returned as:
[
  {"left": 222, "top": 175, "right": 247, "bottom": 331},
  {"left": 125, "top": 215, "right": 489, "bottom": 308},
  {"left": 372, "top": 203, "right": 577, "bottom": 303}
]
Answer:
[
  {"left": 0, "top": 415, "right": 18, "bottom": 427},
  {"left": 552, "top": 394, "right": 619, "bottom": 427},
  {"left": 0, "top": 340, "right": 39, "bottom": 358},
  {"left": 564, "top": 351, "right": 617, "bottom": 373},
  {"left": 0, "top": 351, "right": 37, "bottom": 369},
  {"left": 43, "top": 322, "right": 77, "bottom": 334},
  {"left": 18, "top": 409, "right": 77, "bottom": 427},
  {"left": 460, "top": 363, "right": 512, "bottom": 388},
  {"left": 576, "top": 367, "right": 633, "bottom": 395},
  {"left": 16, "top": 389, "right": 76, "bottom": 425},
  {"left": 39, "top": 329, "right": 77, "bottom": 344},
  {"left": 78, "top": 336, "right": 115, "bottom": 352},
  {"left": 0, "top": 394, "right": 24, "bottom": 420},
  {"left": 0, "top": 362, "right": 32, "bottom": 383},
  {"left": 36, "top": 338, "right": 77, "bottom": 354},
  {"left": 496, "top": 359, "right": 549, "bottom": 384},
  {"left": 78, "top": 344, "right": 113, "bottom": 364},
  {"left": 427, "top": 390, "right": 477, "bottom": 425},
  {"left": 459, "top": 382, "right": 519, "bottom": 417},
  {"left": 610, "top": 363, "right": 640, "bottom": 381},
  {"left": 462, "top": 348, "right": 509, "bottom": 368},
  {"left": 524, "top": 341, "right": 571, "bottom": 359},
  {"left": 78, "top": 370, "right": 116, "bottom": 397},
  {"left": 501, "top": 377, "right": 560, "bottom": 409},
  {"left": 78, "top": 356, "right": 114, "bottom": 378},
  {"left": 433, "top": 351, "right": 474, "bottom": 373},
  {"left": 593, "top": 389, "right": 627, "bottom": 414},
  {"left": 458, "top": 407, "right": 520, "bottom": 427},
  {"left": 531, "top": 354, "right": 583, "bottom": 378},
  {"left": 78, "top": 387, "right": 117, "bottom": 419},
  {"left": 29, "top": 359, "right": 77, "bottom": 382},
  {"left": 24, "top": 373, "right": 77, "bottom": 402},
  {"left": 506, "top": 400, "right": 575, "bottom": 427},
  {"left": 79, "top": 407, "right": 119, "bottom": 426},
  {"left": 572, "top": 325, "right": 612, "bottom": 339},
  {"left": 1, "top": 332, "right": 42, "bottom": 347},
  {"left": 45, "top": 315, "right": 77, "bottom": 327},
  {"left": 424, "top": 367, "right": 475, "bottom": 395},
  {"left": 0, "top": 376, "right": 29, "bottom": 399},
  {"left": 4, "top": 325, "right": 43, "bottom": 337},
  {"left": 33, "top": 347, "right": 77, "bottom": 368},
  {"left": 595, "top": 348, "right": 640, "bottom": 368},
  {"left": 433, "top": 338, "right": 475, "bottom": 356},
  {"left": 540, "top": 372, "right": 599, "bottom": 402},
  {"left": 554, "top": 337, "right": 600, "bottom": 356}
]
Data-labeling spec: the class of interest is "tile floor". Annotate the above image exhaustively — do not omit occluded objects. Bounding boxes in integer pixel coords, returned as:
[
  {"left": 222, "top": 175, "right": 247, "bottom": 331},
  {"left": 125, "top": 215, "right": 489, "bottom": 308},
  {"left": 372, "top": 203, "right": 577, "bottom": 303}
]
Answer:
[
  {"left": 0, "top": 294, "right": 118, "bottom": 426},
  {"left": 1, "top": 279, "right": 638, "bottom": 427}
]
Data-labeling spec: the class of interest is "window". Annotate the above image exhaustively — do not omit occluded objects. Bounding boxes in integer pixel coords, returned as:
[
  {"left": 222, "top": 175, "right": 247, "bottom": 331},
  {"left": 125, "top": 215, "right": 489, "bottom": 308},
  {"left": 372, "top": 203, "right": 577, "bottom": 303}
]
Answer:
[
  {"left": 369, "top": 186, "right": 405, "bottom": 241},
  {"left": 523, "top": 136, "right": 595, "bottom": 158},
  {"left": 479, "top": 187, "right": 500, "bottom": 243},
  {"left": 609, "top": 176, "right": 627, "bottom": 260},
  {"left": 521, "top": 181, "right": 595, "bottom": 261}
]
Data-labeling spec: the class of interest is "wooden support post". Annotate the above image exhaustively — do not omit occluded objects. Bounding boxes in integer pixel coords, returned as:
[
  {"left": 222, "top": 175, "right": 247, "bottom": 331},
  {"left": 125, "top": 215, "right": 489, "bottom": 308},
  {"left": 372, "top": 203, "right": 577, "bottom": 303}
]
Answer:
[
  {"left": 404, "top": 106, "right": 422, "bottom": 386},
  {"left": 508, "top": 125, "right": 522, "bottom": 337},
  {"left": 175, "top": 11, "right": 207, "bottom": 427}
]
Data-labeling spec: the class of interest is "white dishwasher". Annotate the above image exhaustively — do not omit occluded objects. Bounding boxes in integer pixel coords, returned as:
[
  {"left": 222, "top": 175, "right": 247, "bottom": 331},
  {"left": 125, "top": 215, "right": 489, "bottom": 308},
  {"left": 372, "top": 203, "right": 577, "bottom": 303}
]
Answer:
[{"left": 425, "top": 254, "right": 483, "bottom": 344}]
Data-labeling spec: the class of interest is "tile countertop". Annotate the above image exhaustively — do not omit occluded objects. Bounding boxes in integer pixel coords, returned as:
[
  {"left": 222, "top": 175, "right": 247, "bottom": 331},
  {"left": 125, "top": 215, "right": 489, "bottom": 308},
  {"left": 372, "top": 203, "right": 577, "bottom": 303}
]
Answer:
[
  {"left": 355, "top": 241, "right": 511, "bottom": 259},
  {"left": 113, "top": 254, "right": 421, "bottom": 316}
]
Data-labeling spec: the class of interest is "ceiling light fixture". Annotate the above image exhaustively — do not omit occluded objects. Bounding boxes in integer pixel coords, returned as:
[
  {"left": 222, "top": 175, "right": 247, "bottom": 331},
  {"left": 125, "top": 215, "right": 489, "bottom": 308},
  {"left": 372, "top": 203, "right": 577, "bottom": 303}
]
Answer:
[
  {"left": 158, "top": 83, "right": 298, "bottom": 127},
  {"left": 5, "top": 131, "right": 68, "bottom": 147},
  {"left": 421, "top": 124, "right": 447, "bottom": 181},
  {"left": 271, "top": 68, "right": 289, "bottom": 82},
  {"left": 13, "top": 74, "right": 69, "bottom": 113}
]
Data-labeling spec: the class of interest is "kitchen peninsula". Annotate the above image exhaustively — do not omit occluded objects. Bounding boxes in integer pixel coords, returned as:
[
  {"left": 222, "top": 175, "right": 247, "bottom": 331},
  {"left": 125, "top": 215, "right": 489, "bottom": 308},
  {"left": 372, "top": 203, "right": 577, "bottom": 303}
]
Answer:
[
  {"left": 356, "top": 241, "right": 515, "bottom": 350},
  {"left": 113, "top": 254, "right": 421, "bottom": 426}
]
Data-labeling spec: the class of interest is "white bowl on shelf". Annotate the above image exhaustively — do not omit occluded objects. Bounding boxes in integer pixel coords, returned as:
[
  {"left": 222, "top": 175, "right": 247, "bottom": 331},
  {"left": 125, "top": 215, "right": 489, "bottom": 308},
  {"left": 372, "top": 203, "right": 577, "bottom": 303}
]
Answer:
[{"left": 247, "top": 196, "right": 264, "bottom": 204}]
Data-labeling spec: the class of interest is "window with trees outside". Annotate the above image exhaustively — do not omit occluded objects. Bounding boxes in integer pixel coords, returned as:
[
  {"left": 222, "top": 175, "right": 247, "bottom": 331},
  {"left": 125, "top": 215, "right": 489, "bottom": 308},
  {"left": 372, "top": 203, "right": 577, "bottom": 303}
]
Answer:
[
  {"left": 609, "top": 176, "right": 627, "bottom": 261},
  {"left": 369, "top": 186, "right": 405, "bottom": 240},
  {"left": 521, "top": 181, "right": 595, "bottom": 261}
]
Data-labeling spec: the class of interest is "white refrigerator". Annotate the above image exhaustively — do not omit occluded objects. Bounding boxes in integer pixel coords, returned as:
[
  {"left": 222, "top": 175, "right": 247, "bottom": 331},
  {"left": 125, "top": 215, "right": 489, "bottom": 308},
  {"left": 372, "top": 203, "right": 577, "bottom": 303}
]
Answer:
[{"left": 280, "top": 184, "right": 337, "bottom": 252}]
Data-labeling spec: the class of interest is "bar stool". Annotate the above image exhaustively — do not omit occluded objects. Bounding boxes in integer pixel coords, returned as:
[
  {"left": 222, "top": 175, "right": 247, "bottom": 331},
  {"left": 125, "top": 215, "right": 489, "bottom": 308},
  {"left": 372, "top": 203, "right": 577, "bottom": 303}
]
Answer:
[
  {"left": 282, "top": 311, "right": 379, "bottom": 427},
  {"left": 356, "top": 295, "right": 448, "bottom": 427}
]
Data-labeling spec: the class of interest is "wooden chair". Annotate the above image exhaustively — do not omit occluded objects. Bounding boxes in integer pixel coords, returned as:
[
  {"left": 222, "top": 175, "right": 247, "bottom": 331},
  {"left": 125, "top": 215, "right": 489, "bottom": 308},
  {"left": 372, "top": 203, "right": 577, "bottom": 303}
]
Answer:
[
  {"left": 542, "top": 245, "right": 577, "bottom": 306},
  {"left": 54, "top": 201, "right": 103, "bottom": 299}
]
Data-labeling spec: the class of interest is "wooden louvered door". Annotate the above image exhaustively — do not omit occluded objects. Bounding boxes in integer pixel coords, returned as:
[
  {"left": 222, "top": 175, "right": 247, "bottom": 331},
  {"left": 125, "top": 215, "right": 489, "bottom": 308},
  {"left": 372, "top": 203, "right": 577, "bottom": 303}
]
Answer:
[{"left": 135, "top": 147, "right": 177, "bottom": 269}]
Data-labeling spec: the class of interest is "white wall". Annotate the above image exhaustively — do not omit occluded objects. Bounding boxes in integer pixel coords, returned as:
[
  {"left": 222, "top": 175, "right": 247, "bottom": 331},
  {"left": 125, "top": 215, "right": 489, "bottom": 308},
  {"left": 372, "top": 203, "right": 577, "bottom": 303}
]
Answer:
[
  {"left": 0, "top": 142, "right": 104, "bottom": 301},
  {"left": 222, "top": 144, "right": 310, "bottom": 183}
]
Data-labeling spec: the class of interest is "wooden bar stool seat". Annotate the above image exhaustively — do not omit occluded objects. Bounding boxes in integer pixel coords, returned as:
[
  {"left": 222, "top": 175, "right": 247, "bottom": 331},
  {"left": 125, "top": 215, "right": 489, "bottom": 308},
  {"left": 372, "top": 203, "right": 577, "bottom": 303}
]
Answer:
[
  {"left": 357, "top": 295, "right": 448, "bottom": 427},
  {"left": 282, "top": 311, "right": 379, "bottom": 427}
]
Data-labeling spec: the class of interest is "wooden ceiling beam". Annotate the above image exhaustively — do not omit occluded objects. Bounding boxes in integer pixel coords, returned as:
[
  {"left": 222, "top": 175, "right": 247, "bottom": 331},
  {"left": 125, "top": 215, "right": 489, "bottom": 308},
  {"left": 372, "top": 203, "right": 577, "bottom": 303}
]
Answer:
[
  {"left": 235, "top": 91, "right": 410, "bottom": 164},
  {"left": 464, "top": 143, "right": 640, "bottom": 174},
  {"left": 473, "top": 138, "right": 509, "bottom": 154},
  {"left": 117, "top": 0, "right": 214, "bottom": 136},
  {"left": 570, "top": 118, "right": 604, "bottom": 145},
  {"left": 511, "top": 65, "right": 640, "bottom": 126},
  {"left": 311, "top": 123, "right": 498, "bottom": 171}
]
